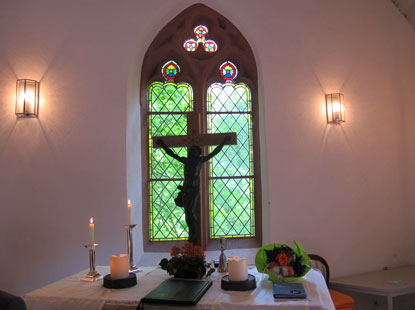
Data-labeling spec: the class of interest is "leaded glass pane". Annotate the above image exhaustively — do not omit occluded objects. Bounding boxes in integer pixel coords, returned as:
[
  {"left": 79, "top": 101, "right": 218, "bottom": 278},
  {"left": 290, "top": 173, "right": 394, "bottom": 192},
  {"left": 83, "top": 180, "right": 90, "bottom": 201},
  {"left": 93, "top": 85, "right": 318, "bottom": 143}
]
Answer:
[
  {"left": 149, "top": 82, "right": 192, "bottom": 112},
  {"left": 151, "top": 147, "right": 186, "bottom": 180},
  {"left": 150, "top": 180, "right": 188, "bottom": 240},
  {"left": 208, "top": 84, "right": 251, "bottom": 112},
  {"left": 149, "top": 114, "right": 187, "bottom": 179},
  {"left": 148, "top": 81, "right": 192, "bottom": 241},
  {"left": 209, "top": 178, "right": 254, "bottom": 237},
  {"left": 207, "top": 82, "right": 254, "bottom": 238},
  {"left": 208, "top": 113, "right": 251, "bottom": 177},
  {"left": 150, "top": 114, "right": 188, "bottom": 137}
]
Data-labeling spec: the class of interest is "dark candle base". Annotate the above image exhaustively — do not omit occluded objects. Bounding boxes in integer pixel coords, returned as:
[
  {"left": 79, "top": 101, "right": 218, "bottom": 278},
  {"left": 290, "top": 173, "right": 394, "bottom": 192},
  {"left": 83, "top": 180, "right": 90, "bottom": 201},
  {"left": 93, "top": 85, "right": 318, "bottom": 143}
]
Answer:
[
  {"left": 103, "top": 273, "right": 137, "bottom": 289},
  {"left": 221, "top": 274, "right": 256, "bottom": 291}
]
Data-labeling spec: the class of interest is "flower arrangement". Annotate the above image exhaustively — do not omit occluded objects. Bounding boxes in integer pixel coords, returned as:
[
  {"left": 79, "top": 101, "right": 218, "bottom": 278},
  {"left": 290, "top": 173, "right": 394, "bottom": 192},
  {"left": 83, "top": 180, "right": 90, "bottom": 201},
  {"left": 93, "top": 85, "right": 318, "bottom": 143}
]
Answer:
[
  {"left": 159, "top": 243, "right": 215, "bottom": 279},
  {"left": 255, "top": 241, "right": 310, "bottom": 282}
]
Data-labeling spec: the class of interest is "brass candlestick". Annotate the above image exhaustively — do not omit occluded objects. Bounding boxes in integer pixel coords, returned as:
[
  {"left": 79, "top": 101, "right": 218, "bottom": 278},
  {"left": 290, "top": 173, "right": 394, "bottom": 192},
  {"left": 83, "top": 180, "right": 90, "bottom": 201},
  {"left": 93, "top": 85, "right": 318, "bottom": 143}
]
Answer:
[
  {"left": 125, "top": 224, "right": 141, "bottom": 273},
  {"left": 81, "top": 243, "right": 103, "bottom": 282}
]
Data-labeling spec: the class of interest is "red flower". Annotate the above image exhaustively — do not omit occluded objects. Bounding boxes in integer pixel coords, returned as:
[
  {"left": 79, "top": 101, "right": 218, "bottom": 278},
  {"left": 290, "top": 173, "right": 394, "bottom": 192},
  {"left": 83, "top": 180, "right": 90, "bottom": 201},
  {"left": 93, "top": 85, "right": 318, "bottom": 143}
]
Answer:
[
  {"left": 192, "top": 245, "right": 206, "bottom": 259},
  {"left": 171, "top": 243, "right": 205, "bottom": 259},
  {"left": 170, "top": 245, "right": 181, "bottom": 257},
  {"left": 182, "top": 242, "right": 194, "bottom": 257},
  {"left": 276, "top": 253, "right": 290, "bottom": 266}
]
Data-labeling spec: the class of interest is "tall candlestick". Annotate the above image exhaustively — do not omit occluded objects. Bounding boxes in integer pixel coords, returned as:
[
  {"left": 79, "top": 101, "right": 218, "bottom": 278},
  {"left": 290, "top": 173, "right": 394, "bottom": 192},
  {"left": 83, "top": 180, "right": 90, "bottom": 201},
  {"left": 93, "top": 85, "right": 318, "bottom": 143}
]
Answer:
[
  {"left": 89, "top": 217, "right": 94, "bottom": 245},
  {"left": 81, "top": 243, "right": 103, "bottom": 282},
  {"left": 127, "top": 200, "right": 132, "bottom": 226}
]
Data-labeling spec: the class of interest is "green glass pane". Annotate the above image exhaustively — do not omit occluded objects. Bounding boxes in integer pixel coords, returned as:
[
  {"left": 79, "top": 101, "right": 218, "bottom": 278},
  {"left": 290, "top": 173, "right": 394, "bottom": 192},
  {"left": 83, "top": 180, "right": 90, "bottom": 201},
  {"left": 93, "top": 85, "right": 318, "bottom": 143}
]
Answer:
[
  {"left": 149, "top": 114, "right": 187, "bottom": 179},
  {"left": 151, "top": 147, "right": 186, "bottom": 179},
  {"left": 149, "top": 82, "right": 192, "bottom": 112},
  {"left": 207, "top": 82, "right": 255, "bottom": 239},
  {"left": 208, "top": 113, "right": 251, "bottom": 177},
  {"left": 148, "top": 81, "right": 192, "bottom": 242},
  {"left": 150, "top": 180, "right": 188, "bottom": 241},
  {"left": 207, "top": 83, "right": 251, "bottom": 112},
  {"left": 209, "top": 178, "right": 254, "bottom": 238},
  {"left": 150, "top": 114, "right": 187, "bottom": 137}
]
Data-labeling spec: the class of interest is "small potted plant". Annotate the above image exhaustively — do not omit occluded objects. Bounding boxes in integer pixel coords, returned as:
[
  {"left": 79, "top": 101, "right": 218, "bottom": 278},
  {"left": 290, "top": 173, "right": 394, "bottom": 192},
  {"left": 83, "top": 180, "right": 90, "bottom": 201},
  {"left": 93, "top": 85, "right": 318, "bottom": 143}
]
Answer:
[{"left": 160, "top": 243, "right": 215, "bottom": 279}]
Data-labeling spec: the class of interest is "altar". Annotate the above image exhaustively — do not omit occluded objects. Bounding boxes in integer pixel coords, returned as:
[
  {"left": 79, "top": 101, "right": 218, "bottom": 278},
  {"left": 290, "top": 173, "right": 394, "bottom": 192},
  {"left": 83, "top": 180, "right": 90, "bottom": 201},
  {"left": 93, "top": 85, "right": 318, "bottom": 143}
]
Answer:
[{"left": 23, "top": 266, "right": 335, "bottom": 310}]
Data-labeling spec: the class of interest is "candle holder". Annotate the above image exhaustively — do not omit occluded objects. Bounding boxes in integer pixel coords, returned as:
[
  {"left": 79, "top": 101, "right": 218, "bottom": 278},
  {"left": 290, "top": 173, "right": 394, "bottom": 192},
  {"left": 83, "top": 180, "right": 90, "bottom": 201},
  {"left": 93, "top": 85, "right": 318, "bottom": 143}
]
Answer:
[
  {"left": 217, "top": 237, "right": 227, "bottom": 273},
  {"left": 221, "top": 274, "right": 256, "bottom": 291},
  {"left": 125, "top": 224, "right": 142, "bottom": 273},
  {"left": 81, "top": 244, "right": 103, "bottom": 282}
]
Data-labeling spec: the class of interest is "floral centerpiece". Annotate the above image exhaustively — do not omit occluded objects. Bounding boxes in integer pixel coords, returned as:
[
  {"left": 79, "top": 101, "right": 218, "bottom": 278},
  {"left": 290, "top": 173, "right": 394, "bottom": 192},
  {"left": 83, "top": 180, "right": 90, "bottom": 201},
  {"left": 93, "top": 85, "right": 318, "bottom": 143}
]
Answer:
[
  {"left": 255, "top": 240, "right": 310, "bottom": 282},
  {"left": 159, "top": 243, "right": 215, "bottom": 279}
]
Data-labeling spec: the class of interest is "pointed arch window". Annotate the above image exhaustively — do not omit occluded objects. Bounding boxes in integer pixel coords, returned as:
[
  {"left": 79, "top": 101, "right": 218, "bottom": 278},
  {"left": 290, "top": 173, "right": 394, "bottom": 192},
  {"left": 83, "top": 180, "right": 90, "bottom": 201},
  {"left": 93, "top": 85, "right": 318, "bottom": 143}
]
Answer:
[{"left": 141, "top": 4, "right": 261, "bottom": 250}]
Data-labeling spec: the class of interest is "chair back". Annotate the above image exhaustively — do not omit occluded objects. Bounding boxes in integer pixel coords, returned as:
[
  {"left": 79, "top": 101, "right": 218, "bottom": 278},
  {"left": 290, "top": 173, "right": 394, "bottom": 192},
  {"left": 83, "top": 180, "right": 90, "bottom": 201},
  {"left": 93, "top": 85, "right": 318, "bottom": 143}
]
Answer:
[{"left": 307, "top": 254, "right": 330, "bottom": 285}]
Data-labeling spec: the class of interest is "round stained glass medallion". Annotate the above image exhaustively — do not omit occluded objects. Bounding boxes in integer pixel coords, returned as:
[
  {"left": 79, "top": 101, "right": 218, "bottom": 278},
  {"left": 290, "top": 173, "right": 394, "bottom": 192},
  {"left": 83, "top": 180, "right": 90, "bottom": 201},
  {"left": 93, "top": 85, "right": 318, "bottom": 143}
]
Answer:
[
  {"left": 220, "top": 61, "right": 238, "bottom": 81},
  {"left": 203, "top": 40, "right": 217, "bottom": 53},
  {"left": 194, "top": 25, "right": 208, "bottom": 38},
  {"left": 184, "top": 39, "right": 198, "bottom": 52},
  {"left": 162, "top": 61, "right": 180, "bottom": 80}
]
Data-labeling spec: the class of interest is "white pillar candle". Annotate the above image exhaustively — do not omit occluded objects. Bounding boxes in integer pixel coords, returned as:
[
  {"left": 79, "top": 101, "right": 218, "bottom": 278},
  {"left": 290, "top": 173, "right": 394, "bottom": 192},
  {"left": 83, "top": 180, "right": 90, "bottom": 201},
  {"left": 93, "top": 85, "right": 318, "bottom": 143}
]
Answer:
[
  {"left": 89, "top": 217, "right": 94, "bottom": 245},
  {"left": 127, "top": 200, "right": 132, "bottom": 226},
  {"left": 110, "top": 254, "right": 129, "bottom": 280},
  {"left": 228, "top": 256, "right": 248, "bottom": 282}
]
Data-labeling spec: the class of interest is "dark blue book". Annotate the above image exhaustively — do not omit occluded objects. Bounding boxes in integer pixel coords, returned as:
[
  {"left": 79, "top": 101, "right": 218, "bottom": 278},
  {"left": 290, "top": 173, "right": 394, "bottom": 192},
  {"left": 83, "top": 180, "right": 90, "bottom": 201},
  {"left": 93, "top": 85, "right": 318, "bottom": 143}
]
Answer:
[{"left": 273, "top": 282, "right": 307, "bottom": 299}]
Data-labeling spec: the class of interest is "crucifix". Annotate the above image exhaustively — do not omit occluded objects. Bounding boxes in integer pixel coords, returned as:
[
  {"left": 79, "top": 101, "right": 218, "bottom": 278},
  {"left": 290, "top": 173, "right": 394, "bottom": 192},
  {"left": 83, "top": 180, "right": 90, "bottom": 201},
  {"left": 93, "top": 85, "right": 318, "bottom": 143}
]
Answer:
[{"left": 153, "top": 111, "right": 237, "bottom": 245}]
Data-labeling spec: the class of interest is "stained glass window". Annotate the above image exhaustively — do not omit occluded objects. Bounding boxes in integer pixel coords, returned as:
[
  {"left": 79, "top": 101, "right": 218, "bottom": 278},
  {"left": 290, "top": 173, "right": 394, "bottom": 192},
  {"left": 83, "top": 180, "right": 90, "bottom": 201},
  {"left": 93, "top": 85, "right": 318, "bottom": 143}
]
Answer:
[
  {"left": 148, "top": 63, "right": 193, "bottom": 240},
  {"left": 194, "top": 25, "right": 208, "bottom": 40},
  {"left": 207, "top": 63, "right": 254, "bottom": 238},
  {"left": 203, "top": 40, "right": 217, "bottom": 53},
  {"left": 161, "top": 61, "right": 180, "bottom": 80},
  {"left": 183, "top": 25, "right": 217, "bottom": 53},
  {"left": 142, "top": 4, "right": 260, "bottom": 250},
  {"left": 184, "top": 40, "right": 198, "bottom": 52},
  {"left": 220, "top": 61, "right": 238, "bottom": 81}
]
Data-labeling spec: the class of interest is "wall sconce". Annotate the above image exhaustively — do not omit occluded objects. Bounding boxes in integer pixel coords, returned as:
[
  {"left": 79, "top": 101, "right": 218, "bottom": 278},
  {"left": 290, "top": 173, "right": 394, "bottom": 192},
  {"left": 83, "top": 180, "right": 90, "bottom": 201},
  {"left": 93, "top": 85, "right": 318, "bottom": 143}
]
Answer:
[
  {"left": 16, "top": 79, "right": 39, "bottom": 117},
  {"left": 326, "top": 93, "right": 345, "bottom": 123}
]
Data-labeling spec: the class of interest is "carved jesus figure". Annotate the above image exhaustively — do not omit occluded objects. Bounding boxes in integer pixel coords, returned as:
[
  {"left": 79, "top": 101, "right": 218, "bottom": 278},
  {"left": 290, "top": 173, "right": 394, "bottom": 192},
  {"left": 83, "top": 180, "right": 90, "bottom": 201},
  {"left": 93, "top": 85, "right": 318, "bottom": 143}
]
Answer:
[{"left": 156, "top": 136, "right": 231, "bottom": 244}]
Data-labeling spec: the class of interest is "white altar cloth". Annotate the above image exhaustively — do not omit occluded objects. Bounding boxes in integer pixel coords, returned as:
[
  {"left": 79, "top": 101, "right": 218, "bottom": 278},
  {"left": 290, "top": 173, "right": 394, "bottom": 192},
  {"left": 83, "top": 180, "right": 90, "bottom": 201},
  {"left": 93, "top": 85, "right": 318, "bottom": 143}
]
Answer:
[{"left": 24, "top": 266, "right": 335, "bottom": 310}]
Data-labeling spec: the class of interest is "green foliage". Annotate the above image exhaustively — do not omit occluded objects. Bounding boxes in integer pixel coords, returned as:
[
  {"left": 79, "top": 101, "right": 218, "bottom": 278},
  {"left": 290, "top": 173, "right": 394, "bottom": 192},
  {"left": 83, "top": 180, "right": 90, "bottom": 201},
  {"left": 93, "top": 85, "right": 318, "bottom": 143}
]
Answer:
[{"left": 159, "top": 256, "right": 214, "bottom": 279}]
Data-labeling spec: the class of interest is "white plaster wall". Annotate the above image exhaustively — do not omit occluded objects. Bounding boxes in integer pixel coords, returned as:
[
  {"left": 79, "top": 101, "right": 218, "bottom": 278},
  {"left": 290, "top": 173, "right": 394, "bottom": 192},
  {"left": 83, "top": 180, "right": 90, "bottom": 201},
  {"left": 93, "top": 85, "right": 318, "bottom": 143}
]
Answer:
[{"left": 0, "top": 0, "right": 413, "bottom": 296}]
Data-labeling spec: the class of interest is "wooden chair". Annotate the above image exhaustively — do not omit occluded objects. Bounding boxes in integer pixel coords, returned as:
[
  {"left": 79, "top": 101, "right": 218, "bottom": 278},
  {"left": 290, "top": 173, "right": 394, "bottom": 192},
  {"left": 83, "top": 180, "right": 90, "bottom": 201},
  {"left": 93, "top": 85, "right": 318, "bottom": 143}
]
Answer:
[{"left": 308, "top": 254, "right": 355, "bottom": 310}]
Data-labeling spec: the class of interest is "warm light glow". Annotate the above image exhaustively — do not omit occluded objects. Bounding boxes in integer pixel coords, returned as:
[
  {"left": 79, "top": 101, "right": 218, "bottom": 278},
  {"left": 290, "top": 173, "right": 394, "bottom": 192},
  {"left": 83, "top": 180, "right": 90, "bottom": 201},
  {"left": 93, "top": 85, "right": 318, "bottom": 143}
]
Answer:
[
  {"left": 16, "top": 79, "right": 39, "bottom": 116},
  {"left": 90, "top": 217, "right": 94, "bottom": 224},
  {"left": 326, "top": 93, "right": 345, "bottom": 123},
  {"left": 332, "top": 101, "right": 340, "bottom": 113},
  {"left": 128, "top": 200, "right": 131, "bottom": 205}
]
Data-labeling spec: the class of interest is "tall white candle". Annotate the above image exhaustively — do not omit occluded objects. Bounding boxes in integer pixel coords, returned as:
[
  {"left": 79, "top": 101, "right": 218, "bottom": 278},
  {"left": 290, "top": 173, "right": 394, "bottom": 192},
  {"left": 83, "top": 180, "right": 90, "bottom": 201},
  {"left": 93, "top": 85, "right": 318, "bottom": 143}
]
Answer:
[
  {"left": 228, "top": 256, "right": 248, "bottom": 282},
  {"left": 110, "top": 254, "right": 129, "bottom": 280},
  {"left": 89, "top": 217, "right": 94, "bottom": 245},
  {"left": 127, "top": 200, "right": 132, "bottom": 226}
]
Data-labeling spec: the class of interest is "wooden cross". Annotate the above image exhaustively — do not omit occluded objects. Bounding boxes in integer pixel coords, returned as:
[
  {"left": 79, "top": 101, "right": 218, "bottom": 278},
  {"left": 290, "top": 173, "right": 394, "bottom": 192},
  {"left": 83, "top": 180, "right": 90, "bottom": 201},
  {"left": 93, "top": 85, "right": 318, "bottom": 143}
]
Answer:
[{"left": 152, "top": 112, "right": 237, "bottom": 148}]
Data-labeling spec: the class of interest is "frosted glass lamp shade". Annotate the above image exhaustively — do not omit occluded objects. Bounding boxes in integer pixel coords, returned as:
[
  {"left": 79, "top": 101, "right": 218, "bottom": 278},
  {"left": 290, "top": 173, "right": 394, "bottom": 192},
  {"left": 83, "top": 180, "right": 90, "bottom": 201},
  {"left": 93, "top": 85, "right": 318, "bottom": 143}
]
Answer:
[
  {"left": 16, "top": 79, "right": 39, "bottom": 117},
  {"left": 326, "top": 93, "right": 345, "bottom": 123}
]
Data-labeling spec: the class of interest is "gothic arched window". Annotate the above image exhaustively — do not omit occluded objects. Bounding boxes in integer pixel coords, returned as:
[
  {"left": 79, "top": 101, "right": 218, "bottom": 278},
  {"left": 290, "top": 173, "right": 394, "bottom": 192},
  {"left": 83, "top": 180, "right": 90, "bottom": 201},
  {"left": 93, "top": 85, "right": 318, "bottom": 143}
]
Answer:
[{"left": 141, "top": 4, "right": 261, "bottom": 250}]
